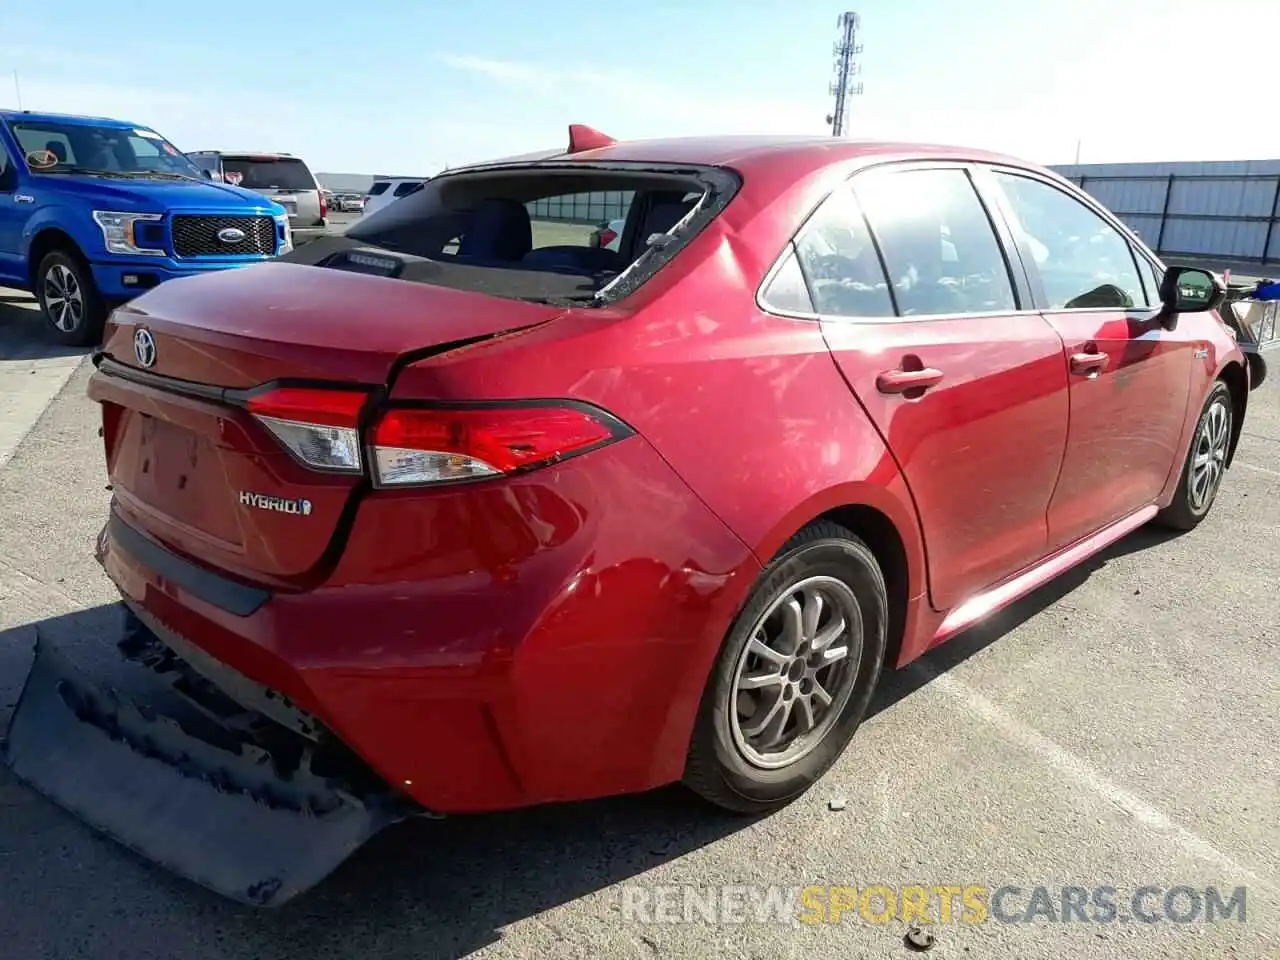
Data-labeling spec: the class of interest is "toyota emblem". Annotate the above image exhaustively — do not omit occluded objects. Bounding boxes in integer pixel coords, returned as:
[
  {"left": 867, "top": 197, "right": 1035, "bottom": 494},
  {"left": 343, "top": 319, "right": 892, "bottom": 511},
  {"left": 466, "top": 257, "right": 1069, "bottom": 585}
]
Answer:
[
  {"left": 217, "top": 226, "right": 247, "bottom": 244},
  {"left": 134, "top": 328, "right": 157, "bottom": 368}
]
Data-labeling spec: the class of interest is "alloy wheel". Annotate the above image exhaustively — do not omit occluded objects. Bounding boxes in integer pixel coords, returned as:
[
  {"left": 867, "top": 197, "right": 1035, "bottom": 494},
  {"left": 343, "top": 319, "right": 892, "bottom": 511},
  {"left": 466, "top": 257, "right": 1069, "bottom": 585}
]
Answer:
[
  {"left": 43, "top": 264, "right": 84, "bottom": 333},
  {"left": 1190, "top": 397, "right": 1231, "bottom": 513},
  {"left": 729, "top": 576, "right": 864, "bottom": 770}
]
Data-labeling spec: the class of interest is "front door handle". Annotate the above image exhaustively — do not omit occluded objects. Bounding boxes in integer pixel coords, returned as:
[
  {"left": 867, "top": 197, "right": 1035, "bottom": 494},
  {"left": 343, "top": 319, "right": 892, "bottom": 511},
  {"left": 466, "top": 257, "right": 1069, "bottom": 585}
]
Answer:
[
  {"left": 1069, "top": 351, "right": 1109, "bottom": 375},
  {"left": 876, "top": 367, "right": 945, "bottom": 395}
]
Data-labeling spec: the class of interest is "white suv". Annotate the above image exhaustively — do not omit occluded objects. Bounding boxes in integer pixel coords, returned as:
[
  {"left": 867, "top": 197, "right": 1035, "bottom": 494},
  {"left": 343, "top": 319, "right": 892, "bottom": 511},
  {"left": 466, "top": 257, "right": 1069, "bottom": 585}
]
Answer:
[{"left": 362, "top": 177, "right": 427, "bottom": 217}]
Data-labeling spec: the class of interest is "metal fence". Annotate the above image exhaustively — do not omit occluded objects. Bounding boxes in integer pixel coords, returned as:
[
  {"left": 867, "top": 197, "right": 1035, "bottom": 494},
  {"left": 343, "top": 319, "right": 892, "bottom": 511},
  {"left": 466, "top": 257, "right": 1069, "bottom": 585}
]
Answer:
[
  {"left": 527, "top": 191, "right": 633, "bottom": 226},
  {"left": 1051, "top": 161, "right": 1280, "bottom": 269}
]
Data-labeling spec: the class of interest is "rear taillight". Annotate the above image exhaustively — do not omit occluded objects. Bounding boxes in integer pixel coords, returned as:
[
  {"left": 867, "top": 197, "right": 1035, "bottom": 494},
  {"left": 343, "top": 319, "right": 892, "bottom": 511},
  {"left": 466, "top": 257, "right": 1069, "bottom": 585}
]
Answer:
[
  {"left": 369, "top": 404, "right": 626, "bottom": 486},
  {"left": 247, "top": 387, "right": 368, "bottom": 473},
  {"left": 597, "top": 228, "right": 617, "bottom": 248},
  {"left": 319, "top": 194, "right": 328, "bottom": 217}
]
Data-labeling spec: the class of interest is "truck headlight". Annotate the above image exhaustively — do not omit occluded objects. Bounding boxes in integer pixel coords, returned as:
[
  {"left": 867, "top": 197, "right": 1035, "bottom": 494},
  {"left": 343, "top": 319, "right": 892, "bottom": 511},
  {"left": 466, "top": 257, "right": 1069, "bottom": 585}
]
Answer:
[
  {"left": 275, "top": 215, "right": 293, "bottom": 255},
  {"left": 92, "top": 211, "right": 166, "bottom": 256}
]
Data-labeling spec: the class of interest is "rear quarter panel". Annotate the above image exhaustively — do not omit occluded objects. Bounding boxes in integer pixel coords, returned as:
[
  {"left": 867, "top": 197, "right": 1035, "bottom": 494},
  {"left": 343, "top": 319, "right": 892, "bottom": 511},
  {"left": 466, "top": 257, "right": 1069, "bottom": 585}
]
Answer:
[{"left": 390, "top": 216, "right": 928, "bottom": 603}]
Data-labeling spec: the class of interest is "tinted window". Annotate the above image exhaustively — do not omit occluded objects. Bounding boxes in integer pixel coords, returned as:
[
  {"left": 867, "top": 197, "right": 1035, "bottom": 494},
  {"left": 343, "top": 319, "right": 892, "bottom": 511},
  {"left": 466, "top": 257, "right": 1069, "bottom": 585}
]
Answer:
[
  {"left": 393, "top": 181, "right": 424, "bottom": 197},
  {"left": 368, "top": 182, "right": 390, "bottom": 195},
  {"left": 995, "top": 172, "right": 1143, "bottom": 310},
  {"left": 793, "top": 186, "right": 895, "bottom": 318},
  {"left": 760, "top": 246, "right": 816, "bottom": 315},
  {"left": 13, "top": 125, "right": 77, "bottom": 165},
  {"left": 855, "top": 168, "right": 1016, "bottom": 317},
  {"left": 220, "top": 157, "right": 316, "bottom": 191}
]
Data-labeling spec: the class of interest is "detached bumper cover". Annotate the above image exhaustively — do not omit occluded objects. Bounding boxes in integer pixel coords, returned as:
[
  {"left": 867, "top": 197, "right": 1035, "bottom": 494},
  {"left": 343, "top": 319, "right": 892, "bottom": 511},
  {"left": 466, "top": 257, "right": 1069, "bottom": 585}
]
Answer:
[{"left": 1, "top": 618, "right": 418, "bottom": 906}]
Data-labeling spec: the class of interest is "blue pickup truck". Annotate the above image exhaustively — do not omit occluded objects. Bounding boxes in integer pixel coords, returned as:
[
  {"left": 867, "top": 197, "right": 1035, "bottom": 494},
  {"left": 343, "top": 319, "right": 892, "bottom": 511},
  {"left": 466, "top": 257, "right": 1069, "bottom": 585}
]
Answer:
[{"left": 0, "top": 110, "right": 292, "bottom": 345}]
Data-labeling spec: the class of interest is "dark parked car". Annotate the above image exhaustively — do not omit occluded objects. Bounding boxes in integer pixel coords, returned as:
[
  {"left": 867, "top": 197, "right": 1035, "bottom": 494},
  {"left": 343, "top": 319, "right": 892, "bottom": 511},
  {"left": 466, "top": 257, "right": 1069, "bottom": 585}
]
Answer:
[{"left": 3, "top": 126, "right": 1252, "bottom": 906}]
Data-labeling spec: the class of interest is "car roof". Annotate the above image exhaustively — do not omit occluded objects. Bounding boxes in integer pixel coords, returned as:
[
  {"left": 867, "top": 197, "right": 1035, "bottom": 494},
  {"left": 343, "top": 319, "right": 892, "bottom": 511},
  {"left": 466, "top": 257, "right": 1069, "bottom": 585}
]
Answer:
[
  {"left": 453, "top": 134, "right": 1048, "bottom": 182},
  {"left": 189, "top": 151, "right": 300, "bottom": 159},
  {"left": 0, "top": 109, "right": 144, "bottom": 128}
]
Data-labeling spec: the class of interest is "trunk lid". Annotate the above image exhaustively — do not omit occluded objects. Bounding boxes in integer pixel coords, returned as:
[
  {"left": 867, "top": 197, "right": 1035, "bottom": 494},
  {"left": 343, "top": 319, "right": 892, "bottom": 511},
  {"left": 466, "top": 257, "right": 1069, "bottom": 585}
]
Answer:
[
  {"left": 101, "top": 262, "right": 564, "bottom": 387},
  {"left": 93, "top": 263, "right": 564, "bottom": 584}
]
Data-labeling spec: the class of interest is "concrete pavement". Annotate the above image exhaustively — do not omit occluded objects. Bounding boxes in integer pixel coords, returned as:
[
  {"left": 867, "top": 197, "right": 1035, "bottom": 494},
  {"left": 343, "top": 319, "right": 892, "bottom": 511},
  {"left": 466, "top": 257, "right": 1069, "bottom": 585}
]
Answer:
[{"left": 0, "top": 287, "right": 1277, "bottom": 960}]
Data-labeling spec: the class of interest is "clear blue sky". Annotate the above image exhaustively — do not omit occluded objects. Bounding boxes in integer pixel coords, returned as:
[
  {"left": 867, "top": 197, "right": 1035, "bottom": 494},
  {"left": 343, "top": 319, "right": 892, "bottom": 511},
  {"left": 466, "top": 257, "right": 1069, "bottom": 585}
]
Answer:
[{"left": 4, "top": 0, "right": 1276, "bottom": 175}]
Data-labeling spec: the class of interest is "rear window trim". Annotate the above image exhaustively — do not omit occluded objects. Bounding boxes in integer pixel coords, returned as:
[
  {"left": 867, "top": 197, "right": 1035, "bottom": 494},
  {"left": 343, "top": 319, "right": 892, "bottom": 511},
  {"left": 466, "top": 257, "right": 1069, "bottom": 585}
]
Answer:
[{"left": 342, "top": 160, "right": 742, "bottom": 307}]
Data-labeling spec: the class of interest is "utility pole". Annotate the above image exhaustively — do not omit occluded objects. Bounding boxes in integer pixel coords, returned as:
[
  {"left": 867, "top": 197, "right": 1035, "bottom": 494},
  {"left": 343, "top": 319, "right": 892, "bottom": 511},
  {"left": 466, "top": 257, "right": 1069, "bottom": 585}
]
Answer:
[
  {"left": 826, "top": 12, "right": 864, "bottom": 138},
  {"left": 13, "top": 70, "right": 22, "bottom": 110}
]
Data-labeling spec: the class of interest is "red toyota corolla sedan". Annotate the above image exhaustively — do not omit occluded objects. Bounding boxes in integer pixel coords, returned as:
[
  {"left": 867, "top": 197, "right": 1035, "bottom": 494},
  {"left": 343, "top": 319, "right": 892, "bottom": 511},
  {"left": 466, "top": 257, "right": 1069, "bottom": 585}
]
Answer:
[{"left": 5, "top": 127, "right": 1251, "bottom": 903}]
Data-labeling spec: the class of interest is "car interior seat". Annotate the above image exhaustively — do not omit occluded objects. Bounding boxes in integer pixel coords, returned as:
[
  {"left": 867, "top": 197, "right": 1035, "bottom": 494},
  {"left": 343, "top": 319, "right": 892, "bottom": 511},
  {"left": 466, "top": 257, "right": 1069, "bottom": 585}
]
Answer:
[{"left": 457, "top": 198, "right": 534, "bottom": 263}]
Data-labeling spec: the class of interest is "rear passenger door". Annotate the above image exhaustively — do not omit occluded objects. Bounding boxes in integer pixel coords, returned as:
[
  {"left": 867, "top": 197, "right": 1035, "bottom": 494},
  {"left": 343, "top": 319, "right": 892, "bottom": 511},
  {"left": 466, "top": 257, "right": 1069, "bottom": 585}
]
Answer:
[
  {"left": 984, "top": 168, "right": 1192, "bottom": 550},
  {"left": 800, "top": 165, "right": 1071, "bottom": 611}
]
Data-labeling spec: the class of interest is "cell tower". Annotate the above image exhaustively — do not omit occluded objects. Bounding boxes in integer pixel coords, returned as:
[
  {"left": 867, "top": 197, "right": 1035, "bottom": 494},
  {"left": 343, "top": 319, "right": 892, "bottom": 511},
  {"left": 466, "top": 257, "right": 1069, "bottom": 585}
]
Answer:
[{"left": 826, "top": 11, "right": 864, "bottom": 137}]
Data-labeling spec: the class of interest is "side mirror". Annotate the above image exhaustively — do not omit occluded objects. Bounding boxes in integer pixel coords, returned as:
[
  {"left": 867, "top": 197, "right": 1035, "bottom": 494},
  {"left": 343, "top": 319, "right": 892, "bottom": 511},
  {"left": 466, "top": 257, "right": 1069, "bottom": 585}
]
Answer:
[
  {"left": 0, "top": 163, "right": 15, "bottom": 192},
  {"left": 1160, "top": 265, "right": 1226, "bottom": 315}
]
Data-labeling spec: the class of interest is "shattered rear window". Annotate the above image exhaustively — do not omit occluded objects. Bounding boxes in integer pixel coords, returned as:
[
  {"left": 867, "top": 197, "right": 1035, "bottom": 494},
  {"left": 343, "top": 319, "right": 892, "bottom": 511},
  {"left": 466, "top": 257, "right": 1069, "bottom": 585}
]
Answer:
[{"left": 315, "top": 164, "right": 740, "bottom": 305}]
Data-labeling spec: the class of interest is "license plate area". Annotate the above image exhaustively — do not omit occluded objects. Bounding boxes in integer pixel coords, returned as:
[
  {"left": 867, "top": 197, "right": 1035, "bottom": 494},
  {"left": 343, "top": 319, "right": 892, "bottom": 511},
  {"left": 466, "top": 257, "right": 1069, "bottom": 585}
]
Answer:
[{"left": 112, "top": 412, "right": 244, "bottom": 547}]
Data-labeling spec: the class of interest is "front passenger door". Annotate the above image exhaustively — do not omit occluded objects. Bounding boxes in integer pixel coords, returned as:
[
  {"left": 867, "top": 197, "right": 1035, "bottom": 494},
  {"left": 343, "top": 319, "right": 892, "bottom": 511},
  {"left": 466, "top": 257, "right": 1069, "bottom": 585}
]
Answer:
[{"left": 988, "top": 169, "right": 1193, "bottom": 551}]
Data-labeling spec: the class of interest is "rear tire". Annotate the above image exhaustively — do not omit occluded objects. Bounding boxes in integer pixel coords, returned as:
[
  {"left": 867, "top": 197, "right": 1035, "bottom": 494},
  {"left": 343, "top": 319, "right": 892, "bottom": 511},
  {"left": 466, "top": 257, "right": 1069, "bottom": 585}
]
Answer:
[
  {"left": 36, "top": 249, "right": 107, "bottom": 347},
  {"left": 684, "top": 521, "right": 888, "bottom": 814},
  {"left": 1156, "top": 380, "right": 1233, "bottom": 531}
]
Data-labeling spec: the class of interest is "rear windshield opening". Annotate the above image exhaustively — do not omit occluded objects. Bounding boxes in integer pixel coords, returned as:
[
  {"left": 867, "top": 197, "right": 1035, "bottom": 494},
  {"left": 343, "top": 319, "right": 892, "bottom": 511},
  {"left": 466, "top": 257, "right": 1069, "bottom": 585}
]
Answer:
[
  {"left": 327, "top": 164, "right": 739, "bottom": 305},
  {"left": 220, "top": 157, "right": 316, "bottom": 191}
]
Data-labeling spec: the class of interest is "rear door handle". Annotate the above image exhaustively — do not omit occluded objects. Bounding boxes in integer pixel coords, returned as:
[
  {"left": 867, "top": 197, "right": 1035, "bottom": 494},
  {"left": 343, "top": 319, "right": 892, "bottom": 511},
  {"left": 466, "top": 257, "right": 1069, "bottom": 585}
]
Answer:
[
  {"left": 876, "top": 367, "right": 945, "bottom": 395},
  {"left": 1069, "top": 351, "right": 1109, "bottom": 374}
]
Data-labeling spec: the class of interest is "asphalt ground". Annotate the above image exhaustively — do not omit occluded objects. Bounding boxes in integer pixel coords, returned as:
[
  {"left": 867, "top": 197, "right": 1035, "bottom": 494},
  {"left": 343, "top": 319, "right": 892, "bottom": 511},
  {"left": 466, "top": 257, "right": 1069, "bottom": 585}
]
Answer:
[{"left": 0, "top": 286, "right": 1277, "bottom": 960}]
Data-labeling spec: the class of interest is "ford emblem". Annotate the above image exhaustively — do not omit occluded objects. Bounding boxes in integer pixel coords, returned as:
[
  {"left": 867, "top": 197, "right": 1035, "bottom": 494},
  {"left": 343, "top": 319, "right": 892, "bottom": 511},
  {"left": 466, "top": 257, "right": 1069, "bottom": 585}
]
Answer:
[{"left": 217, "top": 226, "right": 247, "bottom": 244}]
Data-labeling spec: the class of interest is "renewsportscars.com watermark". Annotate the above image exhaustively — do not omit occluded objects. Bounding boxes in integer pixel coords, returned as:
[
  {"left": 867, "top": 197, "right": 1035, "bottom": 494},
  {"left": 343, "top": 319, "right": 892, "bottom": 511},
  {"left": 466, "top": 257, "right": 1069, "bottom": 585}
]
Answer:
[{"left": 619, "top": 884, "right": 1248, "bottom": 926}]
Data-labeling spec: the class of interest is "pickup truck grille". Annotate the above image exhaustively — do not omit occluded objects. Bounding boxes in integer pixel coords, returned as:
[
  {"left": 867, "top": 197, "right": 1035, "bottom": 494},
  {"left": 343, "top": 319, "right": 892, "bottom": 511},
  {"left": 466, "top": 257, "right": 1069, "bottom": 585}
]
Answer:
[{"left": 172, "top": 215, "right": 276, "bottom": 258}]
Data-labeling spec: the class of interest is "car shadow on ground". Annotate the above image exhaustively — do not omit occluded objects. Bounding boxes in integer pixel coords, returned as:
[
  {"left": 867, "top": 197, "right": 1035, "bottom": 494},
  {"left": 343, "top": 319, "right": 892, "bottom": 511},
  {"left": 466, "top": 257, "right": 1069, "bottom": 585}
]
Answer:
[
  {"left": 0, "top": 289, "right": 91, "bottom": 362},
  {"left": 0, "top": 524, "right": 1182, "bottom": 959}
]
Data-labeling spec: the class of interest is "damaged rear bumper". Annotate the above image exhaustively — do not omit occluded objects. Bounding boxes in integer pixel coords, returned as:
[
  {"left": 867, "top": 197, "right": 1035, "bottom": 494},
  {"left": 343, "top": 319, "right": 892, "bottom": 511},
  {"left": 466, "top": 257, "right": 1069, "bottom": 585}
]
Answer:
[{"left": 1, "top": 610, "right": 424, "bottom": 907}]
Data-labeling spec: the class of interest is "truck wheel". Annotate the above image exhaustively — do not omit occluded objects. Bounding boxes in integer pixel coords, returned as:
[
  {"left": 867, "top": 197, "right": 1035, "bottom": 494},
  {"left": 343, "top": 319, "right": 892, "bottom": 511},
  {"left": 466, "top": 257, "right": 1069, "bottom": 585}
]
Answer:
[
  {"left": 683, "top": 521, "right": 888, "bottom": 814},
  {"left": 36, "top": 250, "right": 107, "bottom": 347}
]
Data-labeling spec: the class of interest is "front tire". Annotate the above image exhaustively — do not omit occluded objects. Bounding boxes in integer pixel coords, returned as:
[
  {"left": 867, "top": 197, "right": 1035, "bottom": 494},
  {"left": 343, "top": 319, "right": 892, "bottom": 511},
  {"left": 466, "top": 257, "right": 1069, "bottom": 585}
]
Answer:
[
  {"left": 1156, "top": 380, "right": 1234, "bottom": 531},
  {"left": 36, "top": 250, "right": 107, "bottom": 347},
  {"left": 684, "top": 521, "right": 888, "bottom": 814}
]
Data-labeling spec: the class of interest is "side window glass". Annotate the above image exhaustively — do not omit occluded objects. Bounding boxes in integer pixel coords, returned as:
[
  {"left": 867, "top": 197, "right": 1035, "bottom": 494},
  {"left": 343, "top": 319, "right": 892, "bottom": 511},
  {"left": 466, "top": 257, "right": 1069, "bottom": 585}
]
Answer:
[
  {"left": 13, "top": 126, "right": 77, "bottom": 166},
  {"left": 1134, "top": 253, "right": 1164, "bottom": 308},
  {"left": 0, "top": 143, "right": 9, "bottom": 186},
  {"left": 793, "top": 186, "right": 895, "bottom": 318},
  {"left": 995, "top": 172, "right": 1144, "bottom": 310},
  {"left": 854, "top": 167, "right": 1016, "bottom": 317},
  {"left": 760, "top": 245, "right": 815, "bottom": 314}
]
